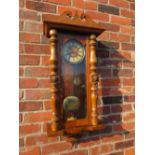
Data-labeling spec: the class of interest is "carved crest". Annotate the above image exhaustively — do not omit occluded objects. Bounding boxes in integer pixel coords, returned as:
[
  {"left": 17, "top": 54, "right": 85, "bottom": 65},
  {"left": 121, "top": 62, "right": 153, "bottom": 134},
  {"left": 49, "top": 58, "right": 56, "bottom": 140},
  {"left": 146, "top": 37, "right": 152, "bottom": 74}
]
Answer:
[{"left": 43, "top": 11, "right": 106, "bottom": 37}]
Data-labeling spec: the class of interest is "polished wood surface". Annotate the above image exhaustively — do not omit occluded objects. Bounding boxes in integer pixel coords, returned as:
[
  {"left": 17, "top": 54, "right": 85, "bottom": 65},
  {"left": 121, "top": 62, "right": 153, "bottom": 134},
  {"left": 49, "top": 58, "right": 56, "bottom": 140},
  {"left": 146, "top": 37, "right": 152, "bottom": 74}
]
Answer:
[
  {"left": 89, "top": 34, "right": 98, "bottom": 126},
  {"left": 49, "top": 29, "right": 59, "bottom": 132}
]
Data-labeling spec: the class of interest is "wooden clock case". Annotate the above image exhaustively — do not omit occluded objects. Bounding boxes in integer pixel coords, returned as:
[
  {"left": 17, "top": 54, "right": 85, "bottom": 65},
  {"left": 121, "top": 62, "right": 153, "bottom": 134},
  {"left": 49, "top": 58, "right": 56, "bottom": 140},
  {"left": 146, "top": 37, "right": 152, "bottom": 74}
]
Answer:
[{"left": 43, "top": 11, "right": 106, "bottom": 138}]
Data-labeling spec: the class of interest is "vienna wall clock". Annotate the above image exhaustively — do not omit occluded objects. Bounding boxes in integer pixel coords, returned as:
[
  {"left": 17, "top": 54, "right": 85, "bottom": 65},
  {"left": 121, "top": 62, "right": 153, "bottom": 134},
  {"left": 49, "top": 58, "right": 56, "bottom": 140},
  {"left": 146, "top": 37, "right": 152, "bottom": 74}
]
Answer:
[{"left": 43, "top": 11, "right": 106, "bottom": 138}]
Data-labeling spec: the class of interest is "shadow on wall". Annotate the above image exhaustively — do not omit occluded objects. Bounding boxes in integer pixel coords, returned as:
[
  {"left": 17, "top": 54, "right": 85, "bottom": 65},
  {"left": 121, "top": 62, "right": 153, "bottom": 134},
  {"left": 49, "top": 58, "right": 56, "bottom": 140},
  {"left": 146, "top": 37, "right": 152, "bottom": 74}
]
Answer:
[{"left": 73, "top": 40, "right": 134, "bottom": 143}]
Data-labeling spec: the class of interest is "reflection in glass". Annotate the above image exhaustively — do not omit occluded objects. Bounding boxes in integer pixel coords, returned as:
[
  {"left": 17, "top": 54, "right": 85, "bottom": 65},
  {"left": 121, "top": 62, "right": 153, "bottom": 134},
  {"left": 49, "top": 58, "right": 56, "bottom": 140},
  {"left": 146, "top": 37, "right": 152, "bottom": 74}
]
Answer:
[{"left": 61, "top": 40, "right": 87, "bottom": 121}]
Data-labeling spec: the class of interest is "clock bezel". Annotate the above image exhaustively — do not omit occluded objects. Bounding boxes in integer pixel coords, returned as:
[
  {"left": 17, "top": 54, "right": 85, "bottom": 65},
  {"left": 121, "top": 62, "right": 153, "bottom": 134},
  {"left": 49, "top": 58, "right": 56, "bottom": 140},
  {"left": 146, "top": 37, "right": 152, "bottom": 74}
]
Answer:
[{"left": 62, "top": 39, "right": 85, "bottom": 64}]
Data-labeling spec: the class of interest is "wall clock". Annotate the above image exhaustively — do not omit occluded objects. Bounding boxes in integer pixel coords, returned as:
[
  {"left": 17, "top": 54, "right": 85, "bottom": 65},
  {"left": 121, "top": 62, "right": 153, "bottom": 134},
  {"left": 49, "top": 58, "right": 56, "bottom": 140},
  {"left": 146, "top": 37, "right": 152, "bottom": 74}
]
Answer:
[{"left": 43, "top": 11, "right": 106, "bottom": 138}]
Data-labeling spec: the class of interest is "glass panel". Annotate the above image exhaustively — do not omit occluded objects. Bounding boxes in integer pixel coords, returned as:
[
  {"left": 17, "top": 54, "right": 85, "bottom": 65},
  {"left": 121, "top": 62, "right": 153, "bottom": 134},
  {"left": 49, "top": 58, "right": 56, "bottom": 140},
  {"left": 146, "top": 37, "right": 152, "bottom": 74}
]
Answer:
[{"left": 61, "top": 39, "right": 87, "bottom": 121}]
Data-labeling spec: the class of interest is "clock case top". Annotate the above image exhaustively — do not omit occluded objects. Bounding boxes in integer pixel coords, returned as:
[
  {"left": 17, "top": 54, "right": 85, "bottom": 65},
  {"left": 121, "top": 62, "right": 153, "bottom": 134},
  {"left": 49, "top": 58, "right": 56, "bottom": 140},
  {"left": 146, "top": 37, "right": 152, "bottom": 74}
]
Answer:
[
  {"left": 43, "top": 11, "right": 106, "bottom": 37},
  {"left": 43, "top": 12, "right": 106, "bottom": 138}
]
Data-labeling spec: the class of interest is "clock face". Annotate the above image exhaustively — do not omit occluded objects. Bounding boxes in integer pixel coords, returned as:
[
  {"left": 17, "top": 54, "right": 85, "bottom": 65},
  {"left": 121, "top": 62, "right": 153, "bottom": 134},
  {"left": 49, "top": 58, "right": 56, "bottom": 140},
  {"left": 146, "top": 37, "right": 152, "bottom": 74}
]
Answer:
[{"left": 62, "top": 39, "right": 85, "bottom": 64}]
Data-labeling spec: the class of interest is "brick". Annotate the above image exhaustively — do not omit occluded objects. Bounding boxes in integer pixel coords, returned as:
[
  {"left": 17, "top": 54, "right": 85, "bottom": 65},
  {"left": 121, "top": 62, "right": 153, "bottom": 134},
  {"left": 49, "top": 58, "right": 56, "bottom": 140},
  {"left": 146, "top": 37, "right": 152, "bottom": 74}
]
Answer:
[
  {"left": 125, "top": 148, "right": 135, "bottom": 155},
  {"left": 111, "top": 88, "right": 122, "bottom": 96},
  {"left": 26, "top": 0, "right": 56, "bottom": 13},
  {"left": 122, "top": 43, "right": 135, "bottom": 50},
  {"left": 98, "top": 32, "right": 109, "bottom": 41},
  {"left": 121, "top": 87, "right": 134, "bottom": 94},
  {"left": 97, "top": 106, "right": 110, "bottom": 115},
  {"left": 25, "top": 89, "right": 50, "bottom": 100},
  {"left": 85, "top": 1, "right": 97, "bottom": 10},
  {"left": 130, "top": 2, "right": 135, "bottom": 10},
  {"left": 121, "top": 26, "right": 134, "bottom": 34},
  {"left": 99, "top": 41, "right": 119, "bottom": 50},
  {"left": 19, "top": 124, "right": 41, "bottom": 135},
  {"left": 19, "top": 55, "right": 40, "bottom": 65},
  {"left": 107, "top": 114, "right": 122, "bottom": 124},
  {"left": 111, "top": 16, "right": 131, "bottom": 25},
  {"left": 107, "top": 152, "right": 123, "bottom": 155},
  {"left": 62, "top": 150, "right": 88, "bottom": 155},
  {"left": 73, "top": 0, "right": 84, "bottom": 8},
  {"left": 19, "top": 67, "right": 24, "bottom": 76},
  {"left": 122, "top": 122, "right": 135, "bottom": 130},
  {"left": 125, "top": 130, "right": 135, "bottom": 139},
  {"left": 19, "top": 137, "right": 24, "bottom": 147},
  {"left": 123, "top": 78, "right": 134, "bottom": 86},
  {"left": 89, "top": 144, "right": 113, "bottom": 155},
  {"left": 124, "top": 94, "right": 135, "bottom": 102},
  {"left": 42, "top": 142, "right": 72, "bottom": 154},
  {"left": 115, "top": 140, "right": 134, "bottom": 150},
  {"left": 19, "top": 43, "right": 25, "bottom": 53},
  {"left": 25, "top": 44, "right": 50, "bottom": 55},
  {"left": 43, "top": 100, "right": 51, "bottom": 110},
  {"left": 103, "top": 96, "right": 123, "bottom": 104},
  {"left": 99, "top": 60, "right": 122, "bottom": 68},
  {"left": 58, "top": 6, "right": 83, "bottom": 15},
  {"left": 131, "top": 19, "right": 135, "bottom": 27},
  {"left": 19, "top": 10, "right": 41, "bottom": 21},
  {"left": 110, "top": 33, "right": 130, "bottom": 42},
  {"left": 86, "top": 11, "right": 109, "bottom": 21},
  {"left": 19, "top": 113, "right": 23, "bottom": 123},
  {"left": 19, "top": 0, "right": 24, "bottom": 8},
  {"left": 101, "top": 79, "right": 121, "bottom": 87},
  {"left": 102, "top": 134, "right": 123, "bottom": 142},
  {"left": 25, "top": 67, "right": 50, "bottom": 77},
  {"left": 24, "top": 112, "right": 52, "bottom": 123},
  {"left": 122, "top": 104, "right": 133, "bottom": 112},
  {"left": 112, "top": 124, "right": 124, "bottom": 132},
  {"left": 23, "top": 22, "right": 43, "bottom": 33},
  {"left": 109, "top": 0, "right": 129, "bottom": 8},
  {"left": 97, "top": 50, "right": 110, "bottom": 58},
  {"left": 19, "top": 101, "right": 42, "bottom": 111},
  {"left": 20, "top": 78, "right": 38, "bottom": 88},
  {"left": 38, "top": 79, "right": 50, "bottom": 88},
  {"left": 19, "top": 90, "right": 23, "bottom": 100},
  {"left": 19, "top": 20, "right": 24, "bottom": 31},
  {"left": 111, "top": 105, "right": 123, "bottom": 113},
  {"left": 121, "top": 9, "right": 134, "bottom": 18},
  {"left": 98, "top": 88, "right": 111, "bottom": 96},
  {"left": 25, "top": 134, "right": 58, "bottom": 146},
  {"left": 41, "top": 56, "right": 50, "bottom": 65},
  {"left": 123, "top": 113, "right": 134, "bottom": 122},
  {"left": 97, "top": 0, "right": 108, "bottom": 3},
  {"left": 43, "top": 0, "right": 71, "bottom": 5},
  {"left": 98, "top": 4, "right": 119, "bottom": 15},
  {"left": 97, "top": 68, "right": 111, "bottom": 78},
  {"left": 124, "top": 95, "right": 135, "bottom": 102},
  {"left": 100, "top": 23, "right": 120, "bottom": 32},
  {"left": 131, "top": 36, "right": 135, "bottom": 43},
  {"left": 122, "top": 61, "right": 134, "bottom": 68},
  {"left": 41, "top": 35, "right": 49, "bottom": 44},
  {"left": 79, "top": 137, "right": 100, "bottom": 148},
  {"left": 113, "top": 69, "right": 133, "bottom": 77},
  {"left": 19, "top": 32, "right": 40, "bottom": 43},
  {"left": 111, "top": 51, "right": 131, "bottom": 60},
  {"left": 20, "top": 146, "right": 40, "bottom": 155}
]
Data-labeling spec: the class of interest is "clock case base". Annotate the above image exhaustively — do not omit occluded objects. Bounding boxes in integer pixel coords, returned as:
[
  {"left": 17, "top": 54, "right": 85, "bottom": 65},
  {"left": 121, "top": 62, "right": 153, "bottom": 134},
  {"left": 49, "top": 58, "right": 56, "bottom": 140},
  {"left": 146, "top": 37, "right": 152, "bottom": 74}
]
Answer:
[{"left": 47, "top": 123, "right": 106, "bottom": 139}]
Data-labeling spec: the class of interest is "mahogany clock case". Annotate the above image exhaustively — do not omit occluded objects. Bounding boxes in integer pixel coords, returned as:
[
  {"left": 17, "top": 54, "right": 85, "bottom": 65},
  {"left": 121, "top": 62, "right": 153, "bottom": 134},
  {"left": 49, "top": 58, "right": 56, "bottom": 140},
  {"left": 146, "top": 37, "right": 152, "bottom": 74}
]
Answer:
[{"left": 43, "top": 12, "right": 106, "bottom": 136}]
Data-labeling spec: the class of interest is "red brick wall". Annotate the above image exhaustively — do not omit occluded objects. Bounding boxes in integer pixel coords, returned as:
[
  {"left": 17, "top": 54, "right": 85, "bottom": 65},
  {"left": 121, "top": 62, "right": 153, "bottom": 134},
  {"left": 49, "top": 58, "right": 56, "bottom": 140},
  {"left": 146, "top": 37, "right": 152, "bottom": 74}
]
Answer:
[{"left": 19, "top": 0, "right": 135, "bottom": 154}]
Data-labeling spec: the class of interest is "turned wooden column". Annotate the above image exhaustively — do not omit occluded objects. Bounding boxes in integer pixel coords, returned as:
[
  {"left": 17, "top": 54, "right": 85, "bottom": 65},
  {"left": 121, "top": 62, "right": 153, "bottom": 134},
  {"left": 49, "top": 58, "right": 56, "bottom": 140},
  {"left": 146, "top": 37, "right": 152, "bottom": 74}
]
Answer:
[
  {"left": 89, "top": 34, "right": 98, "bottom": 126},
  {"left": 49, "top": 29, "right": 59, "bottom": 132}
]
